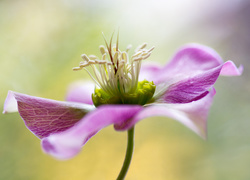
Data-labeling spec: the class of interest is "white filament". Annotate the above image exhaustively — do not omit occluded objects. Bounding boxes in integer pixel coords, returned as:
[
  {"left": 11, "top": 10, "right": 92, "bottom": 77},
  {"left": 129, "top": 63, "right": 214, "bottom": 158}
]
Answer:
[{"left": 73, "top": 43, "right": 154, "bottom": 96}]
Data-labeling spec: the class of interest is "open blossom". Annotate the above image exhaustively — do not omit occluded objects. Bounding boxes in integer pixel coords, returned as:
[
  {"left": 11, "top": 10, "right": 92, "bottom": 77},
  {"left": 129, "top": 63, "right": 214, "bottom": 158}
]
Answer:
[{"left": 3, "top": 39, "right": 243, "bottom": 160}]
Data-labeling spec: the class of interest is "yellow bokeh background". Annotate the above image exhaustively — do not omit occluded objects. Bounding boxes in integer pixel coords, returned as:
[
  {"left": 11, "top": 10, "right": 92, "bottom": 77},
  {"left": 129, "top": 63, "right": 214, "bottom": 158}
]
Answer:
[{"left": 1, "top": 0, "right": 249, "bottom": 179}]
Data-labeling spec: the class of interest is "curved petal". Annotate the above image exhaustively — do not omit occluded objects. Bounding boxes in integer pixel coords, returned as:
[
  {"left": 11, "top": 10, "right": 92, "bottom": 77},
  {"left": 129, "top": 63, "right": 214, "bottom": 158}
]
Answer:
[
  {"left": 3, "top": 91, "right": 18, "bottom": 114},
  {"left": 140, "top": 44, "right": 242, "bottom": 84},
  {"left": 65, "top": 81, "right": 95, "bottom": 105},
  {"left": 154, "top": 60, "right": 242, "bottom": 104},
  {"left": 8, "top": 91, "right": 95, "bottom": 138},
  {"left": 115, "top": 88, "right": 216, "bottom": 139},
  {"left": 41, "top": 105, "right": 143, "bottom": 159},
  {"left": 157, "top": 44, "right": 224, "bottom": 83},
  {"left": 220, "top": 60, "right": 243, "bottom": 76},
  {"left": 164, "top": 44, "right": 223, "bottom": 73}
]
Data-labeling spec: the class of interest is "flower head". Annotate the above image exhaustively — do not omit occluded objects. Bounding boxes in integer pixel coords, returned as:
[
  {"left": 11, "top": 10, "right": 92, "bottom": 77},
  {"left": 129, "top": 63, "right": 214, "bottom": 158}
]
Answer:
[
  {"left": 72, "top": 34, "right": 156, "bottom": 106},
  {"left": 3, "top": 36, "right": 243, "bottom": 160}
]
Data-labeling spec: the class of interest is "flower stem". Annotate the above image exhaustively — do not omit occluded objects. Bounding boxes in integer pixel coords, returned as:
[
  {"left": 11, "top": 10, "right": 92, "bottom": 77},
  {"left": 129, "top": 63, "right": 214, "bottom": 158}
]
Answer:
[{"left": 116, "top": 126, "right": 135, "bottom": 180}]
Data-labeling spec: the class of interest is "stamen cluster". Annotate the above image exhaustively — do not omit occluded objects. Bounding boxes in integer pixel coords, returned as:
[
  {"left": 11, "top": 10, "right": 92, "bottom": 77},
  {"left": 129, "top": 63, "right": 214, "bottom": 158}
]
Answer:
[{"left": 73, "top": 37, "right": 154, "bottom": 98}]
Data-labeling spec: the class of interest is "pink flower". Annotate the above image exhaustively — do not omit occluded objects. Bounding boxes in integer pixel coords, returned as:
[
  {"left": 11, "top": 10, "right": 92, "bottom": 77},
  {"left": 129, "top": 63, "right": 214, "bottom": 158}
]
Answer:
[{"left": 3, "top": 43, "right": 242, "bottom": 160}]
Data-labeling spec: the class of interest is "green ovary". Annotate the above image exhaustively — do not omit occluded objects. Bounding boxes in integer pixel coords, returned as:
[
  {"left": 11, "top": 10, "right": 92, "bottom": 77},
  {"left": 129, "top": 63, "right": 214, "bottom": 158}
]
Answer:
[{"left": 92, "top": 80, "right": 156, "bottom": 107}]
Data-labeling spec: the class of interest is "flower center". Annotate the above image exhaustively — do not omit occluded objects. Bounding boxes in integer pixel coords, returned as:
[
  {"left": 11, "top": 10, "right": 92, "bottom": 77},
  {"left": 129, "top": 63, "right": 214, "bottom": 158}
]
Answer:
[{"left": 73, "top": 34, "right": 156, "bottom": 107}]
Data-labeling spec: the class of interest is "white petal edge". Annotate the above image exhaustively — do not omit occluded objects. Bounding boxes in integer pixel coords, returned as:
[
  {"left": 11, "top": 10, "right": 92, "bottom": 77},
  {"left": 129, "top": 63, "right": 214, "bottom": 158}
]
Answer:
[{"left": 3, "top": 91, "right": 18, "bottom": 114}]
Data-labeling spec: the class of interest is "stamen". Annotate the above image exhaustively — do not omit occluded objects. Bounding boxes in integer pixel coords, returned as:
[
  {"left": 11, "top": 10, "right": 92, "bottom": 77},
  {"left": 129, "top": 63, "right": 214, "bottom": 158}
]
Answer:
[
  {"left": 99, "top": 64, "right": 109, "bottom": 85},
  {"left": 72, "top": 67, "right": 83, "bottom": 71},
  {"left": 148, "top": 46, "right": 155, "bottom": 52},
  {"left": 113, "top": 46, "right": 121, "bottom": 53},
  {"left": 89, "top": 55, "right": 98, "bottom": 60},
  {"left": 83, "top": 67, "right": 101, "bottom": 87},
  {"left": 88, "top": 60, "right": 96, "bottom": 65},
  {"left": 90, "top": 65, "right": 103, "bottom": 87},
  {"left": 130, "top": 61, "right": 135, "bottom": 90},
  {"left": 79, "top": 62, "right": 88, "bottom": 67},
  {"left": 81, "top": 54, "right": 90, "bottom": 62},
  {"left": 121, "top": 52, "right": 127, "bottom": 63},
  {"left": 73, "top": 39, "right": 154, "bottom": 97},
  {"left": 113, "top": 51, "right": 119, "bottom": 69},
  {"left": 132, "top": 51, "right": 143, "bottom": 58},
  {"left": 102, "top": 53, "right": 107, "bottom": 60},
  {"left": 133, "top": 57, "right": 143, "bottom": 62},
  {"left": 142, "top": 53, "right": 151, "bottom": 60},
  {"left": 96, "top": 60, "right": 107, "bottom": 64},
  {"left": 135, "top": 43, "right": 147, "bottom": 52},
  {"left": 99, "top": 45, "right": 106, "bottom": 55}
]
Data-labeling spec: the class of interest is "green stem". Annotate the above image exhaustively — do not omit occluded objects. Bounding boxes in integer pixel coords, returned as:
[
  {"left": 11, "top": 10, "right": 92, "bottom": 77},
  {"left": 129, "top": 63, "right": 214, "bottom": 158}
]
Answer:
[{"left": 116, "top": 126, "right": 135, "bottom": 180}]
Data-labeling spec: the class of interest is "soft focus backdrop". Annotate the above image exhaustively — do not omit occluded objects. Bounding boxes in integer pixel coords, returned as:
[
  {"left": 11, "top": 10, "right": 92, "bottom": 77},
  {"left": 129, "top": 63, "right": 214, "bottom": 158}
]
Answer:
[{"left": 0, "top": 0, "right": 249, "bottom": 179}]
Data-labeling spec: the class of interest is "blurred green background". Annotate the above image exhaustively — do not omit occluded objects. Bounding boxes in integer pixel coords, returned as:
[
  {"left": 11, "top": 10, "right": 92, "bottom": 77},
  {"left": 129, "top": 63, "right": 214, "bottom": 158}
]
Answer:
[{"left": 0, "top": 0, "right": 249, "bottom": 179}]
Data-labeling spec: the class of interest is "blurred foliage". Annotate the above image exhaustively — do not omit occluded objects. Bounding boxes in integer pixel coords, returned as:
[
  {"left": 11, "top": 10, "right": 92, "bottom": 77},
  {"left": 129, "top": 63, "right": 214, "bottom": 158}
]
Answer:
[{"left": 0, "top": 0, "right": 249, "bottom": 179}]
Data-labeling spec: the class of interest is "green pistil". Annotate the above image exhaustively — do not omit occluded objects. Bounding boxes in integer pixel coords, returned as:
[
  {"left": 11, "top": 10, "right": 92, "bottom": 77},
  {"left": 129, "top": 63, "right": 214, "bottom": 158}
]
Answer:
[{"left": 92, "top": 80, "right": 156, "bottom": 107}]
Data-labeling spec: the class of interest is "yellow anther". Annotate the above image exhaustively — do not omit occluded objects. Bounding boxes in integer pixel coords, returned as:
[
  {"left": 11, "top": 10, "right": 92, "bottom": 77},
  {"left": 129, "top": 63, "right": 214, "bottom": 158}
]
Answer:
[
  {"left": 113, "top": 51, "right": 119, "bottom": 65},
  {"left": 79, "top": 60, "right": 86, "bottom": 64},
  {"left": 112, "top": 46, "right": 121, "bottom": 53},
  {"left": 135, "top": 43, "right": 147, "bottom": 52},
  {"left": 102, "top": 53, "right": 107, "bottom": 60},
  {"left": 140, "top": 43, "right": 147, "bottom": 49},
  {"left": 89, "top": 55, "right": 98, "bottom": 60},
  {"left": 81, "top": 54, "right": 90, "bottom": 62},
  {"left": 148, "top": 46, "right": 155, "bottom": 52},
  {"left": 142, "top": 51, "right": 149, "bottom": 56},
  {"left": 97, "top": 60, "right": 107, "bottom": 64},
  {"left": 99, "top": 45, "right": 106, "bottom": 55},
  {"left": 142, "top": 53, "right": 151, "bottom": 60},
  {"left": 79, "top": 62, "right": 89, "bottom": 67},
  {"left": 88, "top": 60, "right": 96, "bottom": 65},
  {"left": 121, "top": 52, "right": 128, "bottom": 63},
  {"left": 133, "top": 57, "right": 143, "bottom": 61},
  {"left": 132, "top": 51, "right": 143, "bottom": 58}
]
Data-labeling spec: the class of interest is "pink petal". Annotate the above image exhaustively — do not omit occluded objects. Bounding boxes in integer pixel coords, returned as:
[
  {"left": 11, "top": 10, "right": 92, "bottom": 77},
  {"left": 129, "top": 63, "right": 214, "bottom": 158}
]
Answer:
[
  {"left": 164, "top": 44, "right": 223, "bottom": 74},
  {"left": 41, "top": 105, "right": 143, "bottom": 159},
  {"left": 65, "top": 81, "right": 95, "bottom": 105},
  {"left": 154, "top": 60, "right": 242, "bottom": 104},
  {"left": 140, "top": 44, "right": 242, "bottom": 84},
  {"left": 115, "top": 88, "right": 216, "bottom": 139},
  {"left": 220, "top": 60, "right": 243, "bottom": 76},
  {"left": 3, "top": 91, "right": 18, "bottom": 114},
  {"left": 8, "top": 91, "right": 95, "bottom": 138}
]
